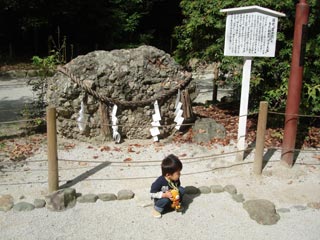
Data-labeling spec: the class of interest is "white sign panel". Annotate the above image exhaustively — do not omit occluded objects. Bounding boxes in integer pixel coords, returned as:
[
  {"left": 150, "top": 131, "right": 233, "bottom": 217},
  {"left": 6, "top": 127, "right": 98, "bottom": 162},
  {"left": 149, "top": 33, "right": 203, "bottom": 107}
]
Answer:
[{"left": 224, "top": 12, "right": 278, "bottom": 57}]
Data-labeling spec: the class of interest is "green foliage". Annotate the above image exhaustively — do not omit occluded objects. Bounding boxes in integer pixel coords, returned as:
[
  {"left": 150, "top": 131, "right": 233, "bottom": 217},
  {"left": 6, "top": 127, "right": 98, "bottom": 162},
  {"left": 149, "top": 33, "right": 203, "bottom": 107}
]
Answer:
[
  {"left": 107, "top": 0, "right": 154, "bottom": 48},
  {"left": 24, "top": 30, "right": 66, "bottom": 132},
  {"left": 24, "top": 53, "right": 59, "bottom": 132},
  {"left": 174, "top": 0, "right": 320, "bottom": 115}
]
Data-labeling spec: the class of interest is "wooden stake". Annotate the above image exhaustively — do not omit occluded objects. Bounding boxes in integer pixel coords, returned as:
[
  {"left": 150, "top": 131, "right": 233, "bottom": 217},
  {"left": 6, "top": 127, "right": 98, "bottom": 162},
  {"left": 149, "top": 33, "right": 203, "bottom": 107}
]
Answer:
[
  {"left": 99, "top": 102, "right": 112, "bottom": 140},
  {"left": 47, "top": 107, "right": 59, "bottom": 192},
  {"left": 212, "top": 62, "right": 219, "bottom": 103},
  {"left": 253, "top": 101, "right": 268, "bottom": 175}
]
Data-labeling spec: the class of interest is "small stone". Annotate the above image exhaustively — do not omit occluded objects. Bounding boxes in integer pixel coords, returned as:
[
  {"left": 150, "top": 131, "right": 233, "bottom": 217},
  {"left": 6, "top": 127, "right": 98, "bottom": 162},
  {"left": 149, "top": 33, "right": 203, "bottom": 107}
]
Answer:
[
  {"left": 34, "top": 199, "right": 46, "bottom": 208},
  {"left": 117, "top": 190, "right": 135, "bottom": 200},
  {"left": 13, "top": 202, "right": 35, "bottom": 211},
  {"left": 307, "top": 202, "right": 320, "bottom": 210},
  {"left": 232, "top": 194, "right": 245, "bottom": 203},
  {"left": 0, "top": 194, "right": 14, "bottom": 212},
  {"left": 277, "top": 208, "right": 291, "bottom": 213},
  {"left": 98, "top": 193, "right": 117, "bottom": 201},
  {"left": 224, "top": 185, "right": 237, "bottom": 195},
  {"left": 292, "top": 205, "right": 307, "bottom": 211},
  {"left": 199, "top": 186, "right": 211, "bottom": 194},
  {"left": 77, "top": 194, "right": 98, "bottom": 203},
  {"left": 184, "top": 186, "right": 200, "bottom": 195},
  {"left": 211, "top": 185, "right": 224, "bottom": 193}
]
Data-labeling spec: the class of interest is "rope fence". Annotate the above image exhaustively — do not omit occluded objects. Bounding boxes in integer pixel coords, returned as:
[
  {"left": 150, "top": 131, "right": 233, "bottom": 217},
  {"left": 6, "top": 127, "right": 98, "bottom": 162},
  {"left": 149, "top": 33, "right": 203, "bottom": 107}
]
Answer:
[
  {"left": 268, "top": 111, "right": 320, "bottom": 118},
  {"left": 0, "top": 118, "right": 45, "bottom": 125},
  {"left": 1, "top": 145, "right": 319, "bottom": 170},
  {"left": 2, "top": 110, "right": 319, "bottom": 127},
  {"left": 1, "top": 102, "right": 319, "bottom": 190}
]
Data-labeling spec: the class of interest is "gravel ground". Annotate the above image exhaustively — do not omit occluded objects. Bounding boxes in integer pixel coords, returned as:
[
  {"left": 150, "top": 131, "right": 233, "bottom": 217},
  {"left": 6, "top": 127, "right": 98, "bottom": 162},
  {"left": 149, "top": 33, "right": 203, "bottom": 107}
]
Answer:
[
  {"left": 1, "top": 194, "right": 320, "bottom": 240},
  {"left": 1, "top": 137, "right": 320, "bottom": 239}
]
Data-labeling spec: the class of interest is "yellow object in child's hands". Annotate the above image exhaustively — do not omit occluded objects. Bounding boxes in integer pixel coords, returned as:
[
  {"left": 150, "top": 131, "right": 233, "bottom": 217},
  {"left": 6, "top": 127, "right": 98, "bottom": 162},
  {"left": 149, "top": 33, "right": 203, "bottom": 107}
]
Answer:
[{"left": 170, "top": 189, "right": 181, "bottom": 210}]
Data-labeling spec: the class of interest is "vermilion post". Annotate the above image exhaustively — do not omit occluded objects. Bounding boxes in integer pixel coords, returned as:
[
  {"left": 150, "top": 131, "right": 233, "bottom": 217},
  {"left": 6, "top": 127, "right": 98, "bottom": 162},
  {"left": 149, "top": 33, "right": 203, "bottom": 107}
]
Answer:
[{"left": 281, "top": 0, "right": 309, "bottom": 167}]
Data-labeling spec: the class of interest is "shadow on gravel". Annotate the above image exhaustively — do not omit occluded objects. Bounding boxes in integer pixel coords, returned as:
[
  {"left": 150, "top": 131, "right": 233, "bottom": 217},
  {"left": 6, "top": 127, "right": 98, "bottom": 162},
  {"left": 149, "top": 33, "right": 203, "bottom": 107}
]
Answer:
[
  {"left": 182, "top": 193, "right": 201, "bottom": 214},
  {"left": 59, "top": 161, "right": 111, "bottom": 189},
  {"left": 181, "top": 186, "right": 201, "bottom": 214}
]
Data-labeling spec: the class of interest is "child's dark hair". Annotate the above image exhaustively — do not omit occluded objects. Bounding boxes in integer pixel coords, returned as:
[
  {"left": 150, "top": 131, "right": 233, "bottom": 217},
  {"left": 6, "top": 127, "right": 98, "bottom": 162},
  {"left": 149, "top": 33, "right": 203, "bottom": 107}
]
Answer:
[{"left": 161, "top": 154, "right": 183, "bottom": 176}]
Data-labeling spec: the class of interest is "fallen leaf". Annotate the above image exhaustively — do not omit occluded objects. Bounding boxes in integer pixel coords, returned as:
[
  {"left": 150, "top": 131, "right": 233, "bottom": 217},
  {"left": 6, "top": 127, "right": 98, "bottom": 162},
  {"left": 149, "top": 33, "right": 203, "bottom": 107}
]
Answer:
[
  {"left": 312, "top": 155, "right": 320, "bottom": 160},
  {"left": 100, "top": 146, "right": 111, "bottom": 152},
  {"left": 64, "top": 143, "right": 76, "bottom": 150},
  {"left": 130, "top": 144, "right": 142, "bottom": 148},
  {"left": 180, "top": 153, "right": 187, "bottom": 157},
  {"left": 127, "top": 147, "right": 135, "bottom": 153},
  {"left": 93, "top": 155, "right": 99, "bottom": 159},
  {"left": 113, "top": 147, "right": 122, "bottom": 152},
  {"left": 124, "top": 157, "right": 133, "bottom": 162}
]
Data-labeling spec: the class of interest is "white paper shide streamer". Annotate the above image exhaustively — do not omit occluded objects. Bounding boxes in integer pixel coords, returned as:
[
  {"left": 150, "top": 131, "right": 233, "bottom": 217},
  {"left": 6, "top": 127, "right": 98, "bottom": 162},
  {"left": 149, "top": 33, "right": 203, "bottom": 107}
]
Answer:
[
  {"left": 174, "top": 89, "right": 184, "bottom": 130},
  {"left": 77, "top": 101, "right": 86, "bottom": 132},
  {"left": 150, "top": 100, "right": 161, "bottom": 141},
  {"left": 111, "top": 105, "right": 121, "bottom": 143}
]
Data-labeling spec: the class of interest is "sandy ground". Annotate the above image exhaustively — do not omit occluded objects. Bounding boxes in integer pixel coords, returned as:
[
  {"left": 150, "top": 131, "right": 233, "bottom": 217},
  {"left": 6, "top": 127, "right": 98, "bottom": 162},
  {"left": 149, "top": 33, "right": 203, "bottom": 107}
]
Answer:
[{"left": 1, "top": 137, "right": 320, "bottom": 240}]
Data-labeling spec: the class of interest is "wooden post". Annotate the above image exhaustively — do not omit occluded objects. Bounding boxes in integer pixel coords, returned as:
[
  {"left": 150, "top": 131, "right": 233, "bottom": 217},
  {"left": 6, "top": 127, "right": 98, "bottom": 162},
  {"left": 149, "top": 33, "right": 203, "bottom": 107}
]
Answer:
[
  {"left": 253, "top": 101, "right": 268, "bottom": 175},
  {"left": 47, "top": 107, "right": 59, "bottom": 192},
  {"left": 99, "top": 102, "right": 112, "bottom": 140},
  {"left": 212, "top": 62, "right": 219, "bottom": 103}
]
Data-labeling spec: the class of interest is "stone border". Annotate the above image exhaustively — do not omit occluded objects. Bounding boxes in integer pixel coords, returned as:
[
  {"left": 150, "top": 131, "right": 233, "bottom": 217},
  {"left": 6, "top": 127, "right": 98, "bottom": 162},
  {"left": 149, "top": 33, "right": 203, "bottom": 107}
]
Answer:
[{"left": 1, "top": 185, "right": 319, "bottom": 225}]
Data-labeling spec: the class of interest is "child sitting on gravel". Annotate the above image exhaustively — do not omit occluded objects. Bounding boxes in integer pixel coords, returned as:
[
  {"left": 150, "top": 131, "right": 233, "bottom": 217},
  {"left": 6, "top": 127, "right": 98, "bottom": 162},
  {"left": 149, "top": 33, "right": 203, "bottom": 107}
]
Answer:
[{"left": 150, "top": 154, "right": 185, "bottom": 218}]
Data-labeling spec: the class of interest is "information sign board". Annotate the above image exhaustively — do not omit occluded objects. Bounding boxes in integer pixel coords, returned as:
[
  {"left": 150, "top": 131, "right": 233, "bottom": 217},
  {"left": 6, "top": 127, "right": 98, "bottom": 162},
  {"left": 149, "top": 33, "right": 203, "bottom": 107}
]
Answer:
[{"left": 224, "top": 13, "right": 278, "bottom": 57}]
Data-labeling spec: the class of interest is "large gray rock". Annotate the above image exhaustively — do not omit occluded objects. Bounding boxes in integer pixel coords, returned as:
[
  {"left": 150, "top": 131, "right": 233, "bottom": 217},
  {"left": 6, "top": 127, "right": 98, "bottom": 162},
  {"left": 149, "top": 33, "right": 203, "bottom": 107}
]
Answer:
[
  {"left": 243, "top": 199, "right": 280, "bottom": 225},
  {"left": 45, "top": 188, "right": 77, "bottom": 211},
  {"left": 192, "top": 118, "right": 226, "bottom": 143},
  {"left": 0, "top": 194, "right": 14, "bottom": 212},
  {"left": 47, "top": 45, "right": 195, "bottom": 141}
]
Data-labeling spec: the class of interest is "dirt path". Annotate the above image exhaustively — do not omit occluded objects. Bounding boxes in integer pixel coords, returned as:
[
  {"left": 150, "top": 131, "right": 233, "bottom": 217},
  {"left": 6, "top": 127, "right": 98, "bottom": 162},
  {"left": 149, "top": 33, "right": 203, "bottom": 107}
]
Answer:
[{"left": 0, "top": 76, "right": 34, "bottom": 122}]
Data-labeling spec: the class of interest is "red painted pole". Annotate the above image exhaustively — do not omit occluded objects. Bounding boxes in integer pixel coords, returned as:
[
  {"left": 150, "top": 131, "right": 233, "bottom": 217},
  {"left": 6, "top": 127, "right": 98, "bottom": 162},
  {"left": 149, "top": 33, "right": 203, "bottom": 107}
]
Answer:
[{"left": 281, "top": 0, "right": 309, "bottom": 167}]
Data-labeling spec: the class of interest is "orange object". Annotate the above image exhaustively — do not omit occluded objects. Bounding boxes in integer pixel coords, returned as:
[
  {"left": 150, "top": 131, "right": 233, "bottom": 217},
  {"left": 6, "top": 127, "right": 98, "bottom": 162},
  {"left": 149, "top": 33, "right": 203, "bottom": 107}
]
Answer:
[{"left": 170, "top": 189, "right": 181, "bottom": 210}]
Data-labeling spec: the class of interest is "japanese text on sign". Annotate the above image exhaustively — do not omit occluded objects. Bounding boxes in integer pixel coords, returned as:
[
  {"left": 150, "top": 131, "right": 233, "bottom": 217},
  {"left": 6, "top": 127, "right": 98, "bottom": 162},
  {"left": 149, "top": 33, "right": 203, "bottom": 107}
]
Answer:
[{"left": 224, "top": 12, "right": 278, "bottom": 57}]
